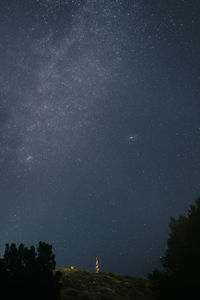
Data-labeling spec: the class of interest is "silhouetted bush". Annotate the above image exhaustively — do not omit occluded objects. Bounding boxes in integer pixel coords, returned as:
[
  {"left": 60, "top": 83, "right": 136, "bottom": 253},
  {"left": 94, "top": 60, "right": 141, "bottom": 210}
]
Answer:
[
  {"left": 149, "top": 197, "right": 200, "bottom": 299},
  {"left": 0, "top": 241, "right": 60, "bottom": 300}
]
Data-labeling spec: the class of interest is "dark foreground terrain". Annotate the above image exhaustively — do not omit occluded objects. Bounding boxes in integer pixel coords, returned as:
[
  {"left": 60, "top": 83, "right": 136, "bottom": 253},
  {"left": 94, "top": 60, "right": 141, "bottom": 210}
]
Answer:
[{"left": 55, "top": 268, "right": 154, "bottom": 300}]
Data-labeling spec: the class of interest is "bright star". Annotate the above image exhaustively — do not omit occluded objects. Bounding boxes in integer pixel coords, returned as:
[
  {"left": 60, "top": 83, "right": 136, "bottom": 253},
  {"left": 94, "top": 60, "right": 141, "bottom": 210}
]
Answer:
[
  {"left": 128, "top": 134, "right": 138, "bottom": 143},
  {"left": 26, "top": 155, "right": 33, "bottom": 161}
]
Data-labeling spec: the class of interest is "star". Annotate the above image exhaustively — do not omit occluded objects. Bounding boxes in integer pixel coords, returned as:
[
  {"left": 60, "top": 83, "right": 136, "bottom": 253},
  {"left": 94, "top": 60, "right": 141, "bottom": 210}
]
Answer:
[
  {"left": 128, "top": 134, "right": 138, "bottom": 144},
  {"left": 26, "top": 155, "right": 33, "bottom": 162}
]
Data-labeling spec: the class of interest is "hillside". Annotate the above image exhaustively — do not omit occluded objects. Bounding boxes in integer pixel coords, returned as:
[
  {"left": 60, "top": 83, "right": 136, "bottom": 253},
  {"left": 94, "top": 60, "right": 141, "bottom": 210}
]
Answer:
[{"left": 54, "top": 268, "right": 154, "bottom": 300}]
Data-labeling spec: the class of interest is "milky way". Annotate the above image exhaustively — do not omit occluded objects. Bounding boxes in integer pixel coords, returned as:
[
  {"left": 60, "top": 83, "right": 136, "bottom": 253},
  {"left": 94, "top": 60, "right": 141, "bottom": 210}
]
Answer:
[{"left": 0, "top": 1, "right": 139, "bottom": 167}]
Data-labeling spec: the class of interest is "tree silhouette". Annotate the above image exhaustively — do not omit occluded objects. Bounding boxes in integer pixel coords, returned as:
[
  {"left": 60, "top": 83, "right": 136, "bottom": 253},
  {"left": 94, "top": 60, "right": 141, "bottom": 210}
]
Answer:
[
  {"left": 0, "top": 241, "right": 60, "bottom": 300},
  {"left": 37, "top": 242, "right": 56, "bottom": 272},
  {"left": 149, "top": 197, "right": 200, "bottom": 299}
]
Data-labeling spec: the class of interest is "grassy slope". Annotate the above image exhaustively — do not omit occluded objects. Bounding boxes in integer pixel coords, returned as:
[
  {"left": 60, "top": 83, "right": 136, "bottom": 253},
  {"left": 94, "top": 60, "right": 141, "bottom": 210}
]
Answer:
[{"left": 54, "top": 268, "right": 154, "bottom": 300}]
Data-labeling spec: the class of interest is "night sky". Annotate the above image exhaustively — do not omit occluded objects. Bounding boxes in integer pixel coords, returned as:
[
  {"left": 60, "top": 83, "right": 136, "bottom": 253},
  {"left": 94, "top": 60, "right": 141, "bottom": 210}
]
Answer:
[{"left": 0, "top": 0, "right": 200, "bottom": 277}]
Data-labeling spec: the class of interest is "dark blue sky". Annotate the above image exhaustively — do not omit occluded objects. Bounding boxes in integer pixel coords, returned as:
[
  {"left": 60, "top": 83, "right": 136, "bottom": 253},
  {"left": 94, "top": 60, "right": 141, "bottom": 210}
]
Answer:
[{"left": 0, "top": 0, "right": 200, "bottom": 277}]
